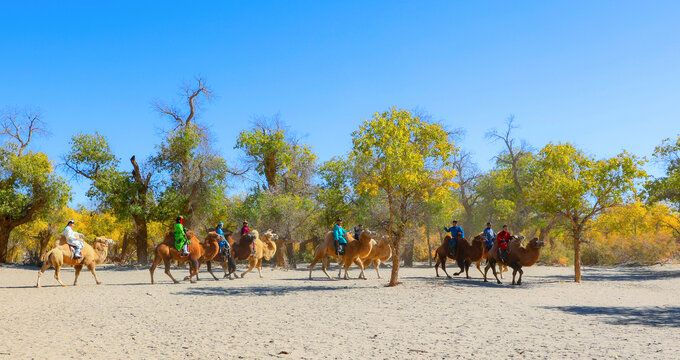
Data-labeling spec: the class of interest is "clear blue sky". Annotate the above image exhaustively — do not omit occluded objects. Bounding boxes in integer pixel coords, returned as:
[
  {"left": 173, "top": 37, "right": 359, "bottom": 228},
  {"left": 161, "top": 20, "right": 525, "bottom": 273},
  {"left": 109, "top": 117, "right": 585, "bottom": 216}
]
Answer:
[{"left": 2, "top": 1, "right": 679, "bottom": 206}]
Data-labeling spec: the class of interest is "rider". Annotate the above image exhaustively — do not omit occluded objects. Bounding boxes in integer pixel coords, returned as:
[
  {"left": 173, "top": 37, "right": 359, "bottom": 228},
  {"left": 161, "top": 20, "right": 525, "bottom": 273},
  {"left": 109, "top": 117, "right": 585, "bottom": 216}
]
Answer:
[
  {"left": 240, "top": 220, "right": 254, "bottom": 256},
  {"left": 483, "top": 222, "right": 496, "bottom": 252},
  {"left": 444, "top": 220, "right": 464, "bottom": 257},
  {"left": 496, "top": 224, "right": 512, "bottom": 263},
  {"left": 354, "top": 224, "right": 364, "bottom": 241},
  {"left": 62, "top": 219, "right": 84, "bottom": 259},
  {"left": 175, "top": 216, "right": 190, "bottom": 256},
  {"left": 333, "top": 218, "right": 348, "bottom": 255},
  {"left": 216, "top": 221, "right": 230, "bottom": 257}
]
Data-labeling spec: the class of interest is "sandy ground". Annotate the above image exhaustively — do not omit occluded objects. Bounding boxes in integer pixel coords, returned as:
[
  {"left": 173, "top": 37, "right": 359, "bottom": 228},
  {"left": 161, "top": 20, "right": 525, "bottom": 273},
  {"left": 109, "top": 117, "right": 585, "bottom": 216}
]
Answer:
[{"left": 0, "top": 261, "right": 679, "bottom": 360}]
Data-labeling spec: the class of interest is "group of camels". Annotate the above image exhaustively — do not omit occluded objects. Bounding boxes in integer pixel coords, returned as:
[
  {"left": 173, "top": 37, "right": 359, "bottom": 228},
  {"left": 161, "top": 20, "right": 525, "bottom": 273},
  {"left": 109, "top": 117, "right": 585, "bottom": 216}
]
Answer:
[
  {"left": 432, "top": 234, "right": 546, "bottom": 285},
  {"left": 34, "top": 226, "right": 544, "bottom": 287}
]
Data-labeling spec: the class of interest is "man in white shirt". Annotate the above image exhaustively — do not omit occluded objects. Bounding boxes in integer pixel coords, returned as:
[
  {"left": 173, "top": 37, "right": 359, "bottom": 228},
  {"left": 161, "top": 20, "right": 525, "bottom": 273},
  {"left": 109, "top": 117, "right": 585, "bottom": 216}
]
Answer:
[{"left": 62, "top": 220, "right": 84, "bottom": 259}]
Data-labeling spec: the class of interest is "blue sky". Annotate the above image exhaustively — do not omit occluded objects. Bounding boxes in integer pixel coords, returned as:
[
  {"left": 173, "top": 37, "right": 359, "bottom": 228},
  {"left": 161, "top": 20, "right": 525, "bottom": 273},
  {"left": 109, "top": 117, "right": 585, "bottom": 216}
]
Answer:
[{"left": 1, "top": 1, "right": 679, "bottom": 206}]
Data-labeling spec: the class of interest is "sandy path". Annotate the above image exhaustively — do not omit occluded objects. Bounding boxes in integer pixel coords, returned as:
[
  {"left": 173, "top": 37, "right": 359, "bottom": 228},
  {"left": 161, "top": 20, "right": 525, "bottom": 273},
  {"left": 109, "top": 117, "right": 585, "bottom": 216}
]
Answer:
[{"left": 0, "top": 262, "right": 678, "bottom": 359}]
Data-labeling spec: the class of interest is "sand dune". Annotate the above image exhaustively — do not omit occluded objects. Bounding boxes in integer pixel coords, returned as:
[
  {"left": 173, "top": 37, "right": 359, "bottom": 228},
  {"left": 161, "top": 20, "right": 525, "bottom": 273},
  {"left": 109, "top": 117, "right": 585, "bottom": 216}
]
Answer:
[{"left": 0, "top": 263, "right": 678, "bottom": 359}]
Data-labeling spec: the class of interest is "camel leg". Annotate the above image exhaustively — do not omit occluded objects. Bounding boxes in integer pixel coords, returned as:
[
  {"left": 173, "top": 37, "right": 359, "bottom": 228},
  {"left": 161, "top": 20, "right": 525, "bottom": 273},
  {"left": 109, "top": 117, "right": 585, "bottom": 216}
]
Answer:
[
  {"left": 500, "top": 264, "right": 506, "bottom": 279},
  {"left": 73, "top": 264, "right": 83, "bottom": 286},
  {"left": 343, "top": 259, "right": 351, "bottom": 280},
  {"left": 54, "top": 264, "right": 67, "bottom": 287},
  {"left": 465, "top": 260, "right": 471, "bottom": 279},
  {"left": 206, "top": 261, "right": 219, "bottom": 281},
  {"left": 321, "top": 257, "right": 333, "bottom": 280},
  {"left": 36, "top": 259, "right": 52, "bottom": 288},
  {"left": 190, "top": 259, "right": 200, "bottom": 283},
  {"left": 483, "top": 263, "right": 490, "bottom": 282},
  {"left": 356, "top": 259, "right": 367, "bottom": 280},
  {"left": 511, "top": 266, "right": 518, "bottom": 285},
  {"left": 374, "top": 260, "right": 382, "bottom": 279},
  {"left": 434, "top": 254, "right": 441, "bottom": 277},
  {"left": 517, "top": 267, "right": 524, "bottom": 285},
  {"left": 441, "top": 257, "right": 452, "bottom": 279},
  {"left": 87, "top": 264, "right": 101, "bottom": 285},
  {"left": 149, "top": 253, "right": 162, "bottom": 284},
  {"left": 337, "top": 258, "right": 344, "bottom": 278},
  {"left": 309, "top": 254, "right": 322, "bottom": 280},
  {"left": 163, "top": 257, "right": 179, "bottom": 284},
  {"left": 475, "top": 260, "right": 484, "bottom": 278},
  {"left": 453, "top": 258, "right": 464, "bottom": 276},
  {"left": 257, "top": 258, "right": 263, "bottom": 278},
  {"left": 487, "top": 261, "right": 501, "bottom": 284},
  {"left": 241, "top": 258, "right": 256, "bottom": 278}
]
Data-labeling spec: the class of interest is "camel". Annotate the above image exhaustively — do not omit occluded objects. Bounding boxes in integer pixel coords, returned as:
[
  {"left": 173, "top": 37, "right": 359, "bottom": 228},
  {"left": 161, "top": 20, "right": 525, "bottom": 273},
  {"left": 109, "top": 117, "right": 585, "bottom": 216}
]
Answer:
[
  {"left": 339, "top": 229, "right": 375, "bottom": 280},
  {"left": 433, "top": 235, "right": 485, "bottom": 279},
  {"left": 308, "top": 231, "right": 356, "bottom": 280},
  {"left": 484, "top": 236, "right": 545, "bottom": 285},
  {"left": 149, "top": 231, "right": 204, "bottom": 284},
  {"left": 179, "top": 231, "right": 223, "bottom": 282},
  {"left": 36, "top": 235, "right": 113, "bottom": 288},
  {"left": 221, "top": 230, "right": 277, "bottom": 278},
  {"left": 341, "top": 234, "right": 392, "bottom": 279}
]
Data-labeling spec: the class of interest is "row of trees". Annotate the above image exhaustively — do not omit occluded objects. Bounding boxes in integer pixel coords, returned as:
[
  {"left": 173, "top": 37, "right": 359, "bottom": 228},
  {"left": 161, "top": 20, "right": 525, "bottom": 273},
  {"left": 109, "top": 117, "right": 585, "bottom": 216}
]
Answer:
[{"left": 2, "top": 79, "right": 679, "bottom": 285}]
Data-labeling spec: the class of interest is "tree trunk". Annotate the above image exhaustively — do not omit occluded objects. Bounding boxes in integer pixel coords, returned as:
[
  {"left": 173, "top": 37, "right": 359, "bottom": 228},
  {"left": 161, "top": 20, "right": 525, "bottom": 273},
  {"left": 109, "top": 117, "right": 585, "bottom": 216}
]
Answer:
[
  {"left": 275, "top": 238, "right": 288, "bottom": 268},
  {"left": 286, "top": 241, "right": 296, "bottom": 269},
  {"left": 426, "top": 228, "right": 432, "bottom": 267},
  {"left": 573, "top": 230, "right": 581, "bottom": 283},
  {"left": 402, "top": 236, "right": 414, "bottom": 267},
  {"left": 0, "top": 226, "right": 11, "bottom": 263},
  {"left": 387, "top": 186, "right": 400, "bottom": 286},
  {"left": 133, "top": 216, "right": 149, "bottom": 265}
]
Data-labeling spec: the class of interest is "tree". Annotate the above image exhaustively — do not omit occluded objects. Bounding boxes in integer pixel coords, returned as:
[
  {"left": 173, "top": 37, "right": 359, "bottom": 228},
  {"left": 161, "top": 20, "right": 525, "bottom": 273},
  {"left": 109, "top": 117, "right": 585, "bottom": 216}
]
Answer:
[
  {"left": 0, "top": 109, "right": 70, "bottom": 263},
  {"left": 451, "top": 150, "right": 482, "bottom": 230},
  {"left": 64, "top": 133, "right": 157, "bottom": 264},
  {"left": 154, "top": 78, "right": 228, "bottom": 229},
  {"left": 646, "top": 136, "right": 680, "bottom": 210},
  {"left": 352, "top": 107, "right": 458, "bottom": 286},
  {"left": 528, "top": 143, "right": 646, "bottom": 282},
  {"left": 234, "top": 117, "right": 318, "bottom": 268}
]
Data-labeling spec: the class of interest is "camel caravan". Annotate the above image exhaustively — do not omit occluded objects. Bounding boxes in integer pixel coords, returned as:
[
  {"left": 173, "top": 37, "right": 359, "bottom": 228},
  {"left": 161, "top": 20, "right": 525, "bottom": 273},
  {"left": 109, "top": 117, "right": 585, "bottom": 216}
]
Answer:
[{"left": 35, "top": 216, "right": 546, "bottom": 288}]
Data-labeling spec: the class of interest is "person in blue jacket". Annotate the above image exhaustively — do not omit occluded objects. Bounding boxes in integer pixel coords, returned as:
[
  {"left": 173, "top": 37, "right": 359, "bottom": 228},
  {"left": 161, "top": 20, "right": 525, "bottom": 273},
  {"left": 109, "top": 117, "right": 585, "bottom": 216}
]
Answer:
[
  {"left": 333, "top": 218, "right": 348, "bottom": 255},
  {"left": 444, "top": 220, "right": 464, "bottom": 256},
  {"left": 216, "top": 221, "right": 230, "bottom": 257},
  {"left": 483, "top": 222, "right": 496, "bottom": 252}
]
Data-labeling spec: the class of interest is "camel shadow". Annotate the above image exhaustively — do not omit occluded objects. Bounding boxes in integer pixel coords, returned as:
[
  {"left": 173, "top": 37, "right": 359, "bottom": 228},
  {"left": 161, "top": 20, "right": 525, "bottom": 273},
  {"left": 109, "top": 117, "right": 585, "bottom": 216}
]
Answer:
[
  {"left": 173, "top": 284, "right": 356, "bottom": 297},
  {"left": 542, "top": 306, "right": 680, "bottom": 327}
]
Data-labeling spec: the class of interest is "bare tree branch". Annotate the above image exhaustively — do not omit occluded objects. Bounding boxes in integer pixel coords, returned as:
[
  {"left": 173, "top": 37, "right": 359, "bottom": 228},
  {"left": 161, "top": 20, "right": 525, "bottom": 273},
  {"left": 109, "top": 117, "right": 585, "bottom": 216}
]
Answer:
[{"left": 1, "top": 108, "right": 47, "bottom": 156}]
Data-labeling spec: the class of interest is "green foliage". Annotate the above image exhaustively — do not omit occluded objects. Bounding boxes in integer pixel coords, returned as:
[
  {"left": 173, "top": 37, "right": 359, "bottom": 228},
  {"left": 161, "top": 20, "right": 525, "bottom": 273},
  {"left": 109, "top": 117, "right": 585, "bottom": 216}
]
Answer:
[{"left": 646, "top": 135, "right": 680, "bottom": 210}]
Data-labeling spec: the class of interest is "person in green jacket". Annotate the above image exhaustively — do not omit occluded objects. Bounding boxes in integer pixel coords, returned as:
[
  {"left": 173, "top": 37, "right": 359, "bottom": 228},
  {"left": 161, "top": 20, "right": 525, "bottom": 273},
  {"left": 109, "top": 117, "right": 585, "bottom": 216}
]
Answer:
[
  {"left": 333, "top": 218, "right": 347, "bottom": 255},
  {"left": 174, "top": 216, "right": 190, "bottom": 256}
]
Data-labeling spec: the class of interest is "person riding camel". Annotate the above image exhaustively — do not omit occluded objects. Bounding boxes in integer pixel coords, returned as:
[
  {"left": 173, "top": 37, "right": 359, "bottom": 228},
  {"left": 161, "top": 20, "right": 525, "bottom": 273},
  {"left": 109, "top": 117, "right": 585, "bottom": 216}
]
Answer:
[
  {"left": 62, "top": 219, "right": 84, "bottom": 259},
  {"left": 240, "top": 220, "right": 254, "bottom": 256},
  {"left": 354, "top": 224, "right": 364, "bottom": 242},
  {"left": 497, "top": 224, "right": 512, "bottom": 263},
  {"left": 216, "top": 221, "right": 230, "bottom": 257},
  {"left": 444, "top": 220, "right": 464, "bottom": 257},
  {"left": 174, "top": 216, "right": 190, "bottom": 257},
  {"left": 333, "top": 218, "right": 348, "bottom": 255},
  {"left": 483, "top": 222, "right": 496, "bottom": 252}
]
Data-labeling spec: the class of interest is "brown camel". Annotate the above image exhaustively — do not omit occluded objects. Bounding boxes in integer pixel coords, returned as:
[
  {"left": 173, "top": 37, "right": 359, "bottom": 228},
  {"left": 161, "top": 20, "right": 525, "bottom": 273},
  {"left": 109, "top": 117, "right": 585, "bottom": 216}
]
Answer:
[
  {"left": 433, "top": 235, "right": 485, "bottom": 279},
  {"left": 180, "top": 231, "right": 223, "bottom": 281},
  {"left": 339, "top": 229, "right": 375, "bottom": 280},
  {"left": 341, "top": 234, "right": 392, "bottom": 279},
  {"left": 36, "top": 236, "right": 113, "bottom": 288},
  {"left": 308, "top": 231, "right": 356, "bottom": 280},
  {"left": 149, "top": 231, "right": 204, "bottom": 284},
  {"left": 221, "top": 230, "right": 277, "bottom": 278},
  {"left": 484, "top": 236, "right": 545, "bottom": 285}
]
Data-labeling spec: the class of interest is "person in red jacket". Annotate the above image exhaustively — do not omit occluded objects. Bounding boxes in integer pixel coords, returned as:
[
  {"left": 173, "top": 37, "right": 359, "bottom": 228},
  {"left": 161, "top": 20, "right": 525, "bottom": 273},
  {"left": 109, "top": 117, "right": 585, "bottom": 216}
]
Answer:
[
  {"left": 240, "top": 220, "right": 255, "bottom": 256},
  {"left": 496, "top": 225, "right": 512, "bottom": 263}
]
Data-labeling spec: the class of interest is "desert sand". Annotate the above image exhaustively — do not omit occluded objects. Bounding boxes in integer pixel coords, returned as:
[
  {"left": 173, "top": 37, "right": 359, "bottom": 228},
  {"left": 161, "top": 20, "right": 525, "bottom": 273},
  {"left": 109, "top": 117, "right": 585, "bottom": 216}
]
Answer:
[{"left": 0, "top": 262, "right": 678, "bottom": 359}]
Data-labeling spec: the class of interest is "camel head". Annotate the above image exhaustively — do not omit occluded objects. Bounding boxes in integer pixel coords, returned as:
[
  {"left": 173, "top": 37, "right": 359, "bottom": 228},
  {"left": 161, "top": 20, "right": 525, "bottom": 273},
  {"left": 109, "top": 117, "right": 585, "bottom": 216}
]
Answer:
[
  {"left": 93, "top": 237, "right": 114, "bottom": 249},
  {"left": 359, "top": 229, "right": 377, "bottom": 241},
  {"left": 527, "top": 237, "right": 545, "bottom": 249}
]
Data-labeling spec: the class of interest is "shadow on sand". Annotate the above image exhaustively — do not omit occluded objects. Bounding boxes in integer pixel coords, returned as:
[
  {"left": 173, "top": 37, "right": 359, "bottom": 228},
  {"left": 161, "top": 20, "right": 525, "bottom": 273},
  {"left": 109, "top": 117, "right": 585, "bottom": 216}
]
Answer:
[
  {"left": 542, "top": 305, "right": 680, "bottom": 327},
  {"left": 172, "top": 284, "right": 363, "bottom": 297},
  {"left": 548, "top": 267, "right": 680, "bottom": 282}
]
